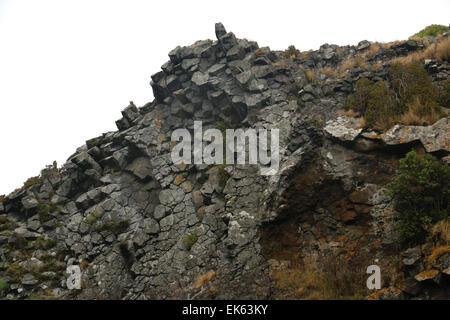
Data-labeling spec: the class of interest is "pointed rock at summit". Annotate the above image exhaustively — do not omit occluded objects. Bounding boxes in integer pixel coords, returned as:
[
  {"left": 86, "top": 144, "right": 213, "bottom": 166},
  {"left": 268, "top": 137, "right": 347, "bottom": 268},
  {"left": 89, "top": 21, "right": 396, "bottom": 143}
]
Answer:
[{"left": 215, "top": 22, "right": 227, "bottom": 40}]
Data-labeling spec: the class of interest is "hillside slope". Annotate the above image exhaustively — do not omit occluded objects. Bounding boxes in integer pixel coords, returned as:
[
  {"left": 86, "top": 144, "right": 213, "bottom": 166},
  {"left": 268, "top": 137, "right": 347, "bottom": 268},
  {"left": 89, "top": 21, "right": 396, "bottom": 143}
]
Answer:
[{"left": 0, "top": 23, "right": 449, "bottom": 300}]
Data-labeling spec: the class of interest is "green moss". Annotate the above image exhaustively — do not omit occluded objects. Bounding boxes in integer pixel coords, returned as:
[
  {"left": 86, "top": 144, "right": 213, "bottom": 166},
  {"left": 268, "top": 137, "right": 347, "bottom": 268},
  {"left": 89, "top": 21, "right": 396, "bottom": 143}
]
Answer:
[
  {"left": 36, "top": 195, "right": 60, "bottom": 224},
  {"left": 287, "top": 95, "right": 305, "bottom": 108},
  {"left": 5, "top": 262, "right": 27, "bottom": 282},
  {"left": 0, "top": 278, "right": 9, "bottom": 291},
  {"left": 410, "top": 24, "right": 449, "bottom": 38},
  {"left": 388, "top": 151, "right": 450, "bottom": 245},
  {"left": 0, "top": 216, "right": 15, "bottom": 232},
  {"left": 216, "top": 164, "right": 231, "bottom": 188},
  {"left": 84, "top": 210, "right": 104, "bottom": 225},
  {"left": 34, "top": 237, "right": 57, "bottom": 250},
  {"left": 182, "top": 232, "right": 198, "bottom": 250},
  {"left": 6, "top": 236, "right": 29, "bottom": 250},
  {"left": 97, "top": 220, "right": 130, "bottom": 234}
]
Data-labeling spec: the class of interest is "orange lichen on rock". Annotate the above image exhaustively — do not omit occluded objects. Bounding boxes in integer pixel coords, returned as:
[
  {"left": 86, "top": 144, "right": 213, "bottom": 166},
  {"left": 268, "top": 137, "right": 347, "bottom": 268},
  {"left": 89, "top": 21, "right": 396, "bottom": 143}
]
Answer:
[{"left": 414, "top": 269, "right": 439, "bottom": 281}]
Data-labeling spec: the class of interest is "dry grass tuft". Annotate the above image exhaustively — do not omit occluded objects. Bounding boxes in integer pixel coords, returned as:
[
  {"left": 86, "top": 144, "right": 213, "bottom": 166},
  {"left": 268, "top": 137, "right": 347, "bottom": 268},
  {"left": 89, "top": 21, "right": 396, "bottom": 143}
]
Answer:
[
  {"left": 192, "top": 270, "right": 216, "bottom": 289},
  {"left": 397, "top": 97, "right": 444, "bottom": 126},
  {"left": 273, "top": 60, "right": 289, "bottom": 68},
  {"left": 393, "top": 37, "right": 450, "bottom": 65},
  {"left": 254, "top": 48, "right": 269, "bottom": 57},
  {"left": 319, "top": 66, "right": 338, "bottom": 78},
  {"left": 425, "top": 245, "right": 450, "bottom": 266},
  {"left": 423, "top": 220, "right": 450, "bottom": 267},
  {"left": 304, "top": 69, "right": 315, "bottom": 82},
  {"left": 431, "top": 219, "right": 450, "bottom": 244}
]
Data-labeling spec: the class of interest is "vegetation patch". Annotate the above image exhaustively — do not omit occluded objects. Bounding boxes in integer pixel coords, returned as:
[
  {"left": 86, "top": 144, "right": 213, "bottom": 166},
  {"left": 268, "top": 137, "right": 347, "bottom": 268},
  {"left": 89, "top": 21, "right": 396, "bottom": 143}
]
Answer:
[
  {"left": 35, "top": 194, "right": 60, "bottom": 224},
  {"left": 34, "top": 237, "right": 57, "bottom": 250},
  {"left": 96, "top": 220, "right": 130, "bottom": 234},
  {"left": 84, "top": 210, "right": 104, "bottom": 225},
  {"left": 0, "top": 278, "right": 9, "bottom": 291},
  {"left": 344, "top": 62, "right": 445, "bottom": 130},
  {"left": 0, "top": 216, "right": 15, "bottom": 232},
  {"left": 216, "top": 164, "right": 231, "bottom": 188},
  {"left": 410, "top": 24, "right": 449, "bottom": 39},
  {"left": 388, "top": 151, "right": 450, "bottom": 245},
  {"left": 22, "top": 176, "right": 42, "bottom": 190},
  {"left": 183, "top": 231, "right": 198, "bottom": 250}
]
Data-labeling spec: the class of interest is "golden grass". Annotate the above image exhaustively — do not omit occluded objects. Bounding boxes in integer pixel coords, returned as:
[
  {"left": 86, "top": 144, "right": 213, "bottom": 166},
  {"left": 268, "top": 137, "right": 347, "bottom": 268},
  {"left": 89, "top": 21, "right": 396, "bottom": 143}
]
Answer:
[
  {"left": 319, "top": 66, "right": 338, "bottom": 78},
  {"left": 380, "top": 40, "right": 403, "bottom": 49},
  {"left": 271, "top": 254, "right": 368, "bottom": 300},
  {"left": 271, "top": 256, "right": 330, "bottom": 299},
  {"left": 338, "top": 55, "right": 368, "bottom": 76},
  {"left": 393, "top": 37, "right": 450, "bottom": 65},
  {"left": 192, "top": 270, "right": 216, "bottom": 289},
  {"left": 431, "top": 219, "right": 450, "bottom": 244},
  {"left": 254, "top": 48, "right": 269, "bottom": 57},
  {"left": 397, "top": 98, "right": 444, "bottom": 126},
  {"left": 305, "top": 69, "right": 314, "bottom": 82},
  {"left": 425, "top": 245, "right": 450, "bottom": 266},
  {"left": 273, "top": 60, "right": 289, "bottom": 68}
]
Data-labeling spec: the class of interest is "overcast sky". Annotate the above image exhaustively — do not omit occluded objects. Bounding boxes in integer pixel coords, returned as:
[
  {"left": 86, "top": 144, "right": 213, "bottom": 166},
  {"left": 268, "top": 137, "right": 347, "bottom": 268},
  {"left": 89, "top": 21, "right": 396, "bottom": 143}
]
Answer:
[{"left": 0, "top": 0, "right": 448, "bottom": 195}]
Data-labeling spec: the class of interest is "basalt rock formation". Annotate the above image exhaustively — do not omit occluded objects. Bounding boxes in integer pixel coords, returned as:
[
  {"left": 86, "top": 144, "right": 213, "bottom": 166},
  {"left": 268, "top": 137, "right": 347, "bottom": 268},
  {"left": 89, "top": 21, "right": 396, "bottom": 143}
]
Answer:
[{"left": 0, "top": 23, "right": 449, "bottom": 300}]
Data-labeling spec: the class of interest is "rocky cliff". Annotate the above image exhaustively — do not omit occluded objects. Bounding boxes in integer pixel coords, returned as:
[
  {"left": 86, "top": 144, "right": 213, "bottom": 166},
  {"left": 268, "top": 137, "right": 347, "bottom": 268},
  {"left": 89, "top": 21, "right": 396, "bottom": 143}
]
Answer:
[{"left": 0, "top": 23, "right": 449, "bottom": 300}]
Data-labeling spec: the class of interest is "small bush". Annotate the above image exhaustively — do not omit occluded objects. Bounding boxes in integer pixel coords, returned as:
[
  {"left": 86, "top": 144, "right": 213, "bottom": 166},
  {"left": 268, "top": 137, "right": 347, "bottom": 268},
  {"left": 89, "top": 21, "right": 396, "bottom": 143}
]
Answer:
[
  {"left": 410, "top": 24, "right": 449, "bottom": 39},
  {"left": 388, "top": 151, "right": 450, "bottom": 245},
  {"left": 0, "top": 195, "right": 4, "bottom": 203},
  {"left": 37, "top": 199, "right": 59, "bottom": 223},
  {"left": 283, "top": 45, "right": 301, "bottom": 59},
  {"left": 22, "top": 176, "right": 42, "bottom": 189},
  {"left": 183, "top": 232, "right": 198, "bottom": 250}
]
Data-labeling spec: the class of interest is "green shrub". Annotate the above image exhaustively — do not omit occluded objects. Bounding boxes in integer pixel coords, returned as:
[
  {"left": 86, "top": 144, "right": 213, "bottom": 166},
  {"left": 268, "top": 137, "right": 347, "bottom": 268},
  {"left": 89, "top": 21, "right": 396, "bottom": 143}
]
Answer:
[
  {"left": 388, "top": 151, "right": 450, "bottom": 245},
  {"left": 182, "top": 232, "right": 198, "bottom": 250},
  {"left": 0, "top": 195, "right": 4, "bottom": 203},
  {"left": 37, "top": 200, "right": 59, "bottom": 223},
  {"left": 410, "top": 24, "right": 449, "bottom": 39},
  {"left": 22, "top": 176, "right": 42, "bottom": 189},
  {"left": 389, "top": 62, "right": 440, "bottom": 112}
]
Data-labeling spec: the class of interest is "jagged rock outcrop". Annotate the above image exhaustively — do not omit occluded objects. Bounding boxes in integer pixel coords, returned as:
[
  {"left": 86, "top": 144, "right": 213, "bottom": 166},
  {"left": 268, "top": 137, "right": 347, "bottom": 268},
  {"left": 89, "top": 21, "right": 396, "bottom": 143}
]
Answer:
[{"left": 0, "top": 23, "right": 449, "bottom": 300}]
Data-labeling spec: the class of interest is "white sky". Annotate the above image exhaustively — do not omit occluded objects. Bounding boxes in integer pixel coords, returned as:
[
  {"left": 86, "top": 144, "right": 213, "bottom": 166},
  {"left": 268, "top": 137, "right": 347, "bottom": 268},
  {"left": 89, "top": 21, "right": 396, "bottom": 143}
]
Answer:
[{"left": 0, "top": 0, "right": 449, "bottom": 195}]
